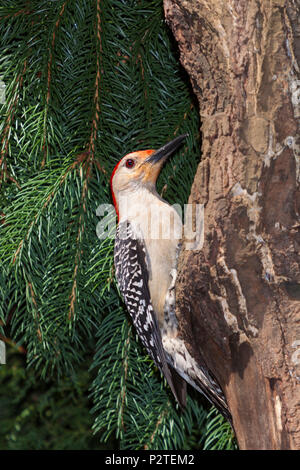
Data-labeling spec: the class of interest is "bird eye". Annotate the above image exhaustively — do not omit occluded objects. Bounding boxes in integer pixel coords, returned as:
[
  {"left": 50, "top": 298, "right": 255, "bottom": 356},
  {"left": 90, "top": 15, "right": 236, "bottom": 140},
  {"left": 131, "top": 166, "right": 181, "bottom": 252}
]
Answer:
[{"left": 125, "top": 159, "right": 135, "bottom": 169}]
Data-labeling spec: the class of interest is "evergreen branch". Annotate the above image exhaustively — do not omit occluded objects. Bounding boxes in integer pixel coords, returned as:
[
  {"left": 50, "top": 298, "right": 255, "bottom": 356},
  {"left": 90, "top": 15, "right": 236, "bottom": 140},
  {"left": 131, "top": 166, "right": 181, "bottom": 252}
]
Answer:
[
  {"left": 0, "top": 8, "right": 31, "bottom": 20},
  {"left": 11, "top": 160, "right": 75, "bottom": 265},
  {"left": 88, "top": 0, "right": 102, "bottom": 161},
  {"left": 118, "top": 326, "right": 131, "bottom": 435},
  {"left": 42, "top": 0, "right": 69, "bottom": 167},
  {"left": 68, "top": 172, "right": 89, "bottom": 321},
  {"left": 66, "top": 0, "right": 110, "bottom": 318},
  {"left": 27, "top": 281, "right": 42, "bottom": 343},
  {"left": 68, "top": 153, "right": 106, "bottom": 321},
  {"left": 202, "top": 408, "right": 237, "bottom": 450},
  {"left": 144, "top": 402, "right": 171, "bottom": 450},
  {"left": 10, "top": 150, "right": 100, "bottom": 267},
  {"left": 0, "top": 59, "right": 27, "bottom": 189}
]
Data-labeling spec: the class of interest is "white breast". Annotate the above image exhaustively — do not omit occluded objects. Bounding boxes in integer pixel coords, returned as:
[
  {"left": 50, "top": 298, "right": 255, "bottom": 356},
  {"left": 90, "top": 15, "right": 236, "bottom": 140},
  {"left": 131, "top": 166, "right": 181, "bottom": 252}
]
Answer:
[{"left": 118, "top": 188, "right": 182, "bottom": 326}]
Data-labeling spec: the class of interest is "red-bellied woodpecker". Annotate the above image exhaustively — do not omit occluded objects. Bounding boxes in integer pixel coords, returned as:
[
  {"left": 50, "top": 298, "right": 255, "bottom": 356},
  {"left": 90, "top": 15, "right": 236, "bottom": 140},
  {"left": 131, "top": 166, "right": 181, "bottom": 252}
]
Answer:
[{"left": 111, "top": 134, "right": 231, "bottom": 422}]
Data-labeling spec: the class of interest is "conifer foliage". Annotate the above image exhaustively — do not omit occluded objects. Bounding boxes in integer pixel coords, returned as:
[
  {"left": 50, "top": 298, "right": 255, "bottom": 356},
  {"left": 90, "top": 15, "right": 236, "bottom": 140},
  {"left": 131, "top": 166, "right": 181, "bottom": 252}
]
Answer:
[{"left": 0, "top": 0, "right": 234, "bottom": 449}]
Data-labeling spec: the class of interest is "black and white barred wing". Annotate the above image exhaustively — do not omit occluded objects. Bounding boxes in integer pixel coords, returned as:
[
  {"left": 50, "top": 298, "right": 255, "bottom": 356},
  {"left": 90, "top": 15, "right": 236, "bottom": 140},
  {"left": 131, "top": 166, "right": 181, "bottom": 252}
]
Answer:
[
  {"left": 163, "top": 336, "right": 232, "bottom": 423},
  {"left": 114, "top": 221, "right": 183, "bottom": 405}
]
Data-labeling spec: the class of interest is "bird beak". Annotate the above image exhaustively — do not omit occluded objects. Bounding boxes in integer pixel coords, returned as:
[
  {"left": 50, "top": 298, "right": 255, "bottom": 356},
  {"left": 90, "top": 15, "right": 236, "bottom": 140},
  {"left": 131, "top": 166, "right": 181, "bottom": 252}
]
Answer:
[{"left": 146, "top": 134, "right": 188, "bottom": 165}]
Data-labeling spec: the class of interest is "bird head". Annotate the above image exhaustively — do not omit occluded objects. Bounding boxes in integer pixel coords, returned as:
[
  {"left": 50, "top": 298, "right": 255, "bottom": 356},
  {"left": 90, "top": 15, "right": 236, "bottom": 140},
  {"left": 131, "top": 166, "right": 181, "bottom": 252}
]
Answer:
[{"left": 110, "top": 134, "right": 187, "bottom": 218}]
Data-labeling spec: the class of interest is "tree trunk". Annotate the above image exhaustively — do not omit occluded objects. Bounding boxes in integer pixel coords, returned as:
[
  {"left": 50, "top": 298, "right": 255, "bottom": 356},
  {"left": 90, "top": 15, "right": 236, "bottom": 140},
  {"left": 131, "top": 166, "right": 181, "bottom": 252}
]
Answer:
[{"left": 164, "top": 0, "right": 300, "bottom": 450}]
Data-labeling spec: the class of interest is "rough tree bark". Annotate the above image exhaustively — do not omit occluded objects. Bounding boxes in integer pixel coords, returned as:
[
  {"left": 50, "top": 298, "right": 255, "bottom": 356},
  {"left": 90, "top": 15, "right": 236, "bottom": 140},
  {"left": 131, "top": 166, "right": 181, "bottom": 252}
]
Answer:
[{"left": 164, "top": 0, "right": 300, "bottom": 450}]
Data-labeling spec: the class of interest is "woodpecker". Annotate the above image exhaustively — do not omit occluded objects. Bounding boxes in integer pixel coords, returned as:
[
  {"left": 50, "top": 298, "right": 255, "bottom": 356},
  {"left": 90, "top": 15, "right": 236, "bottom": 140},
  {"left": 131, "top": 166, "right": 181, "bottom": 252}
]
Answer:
[{"left": 111, "top": 135, "right": 231, "bottom": 423}]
